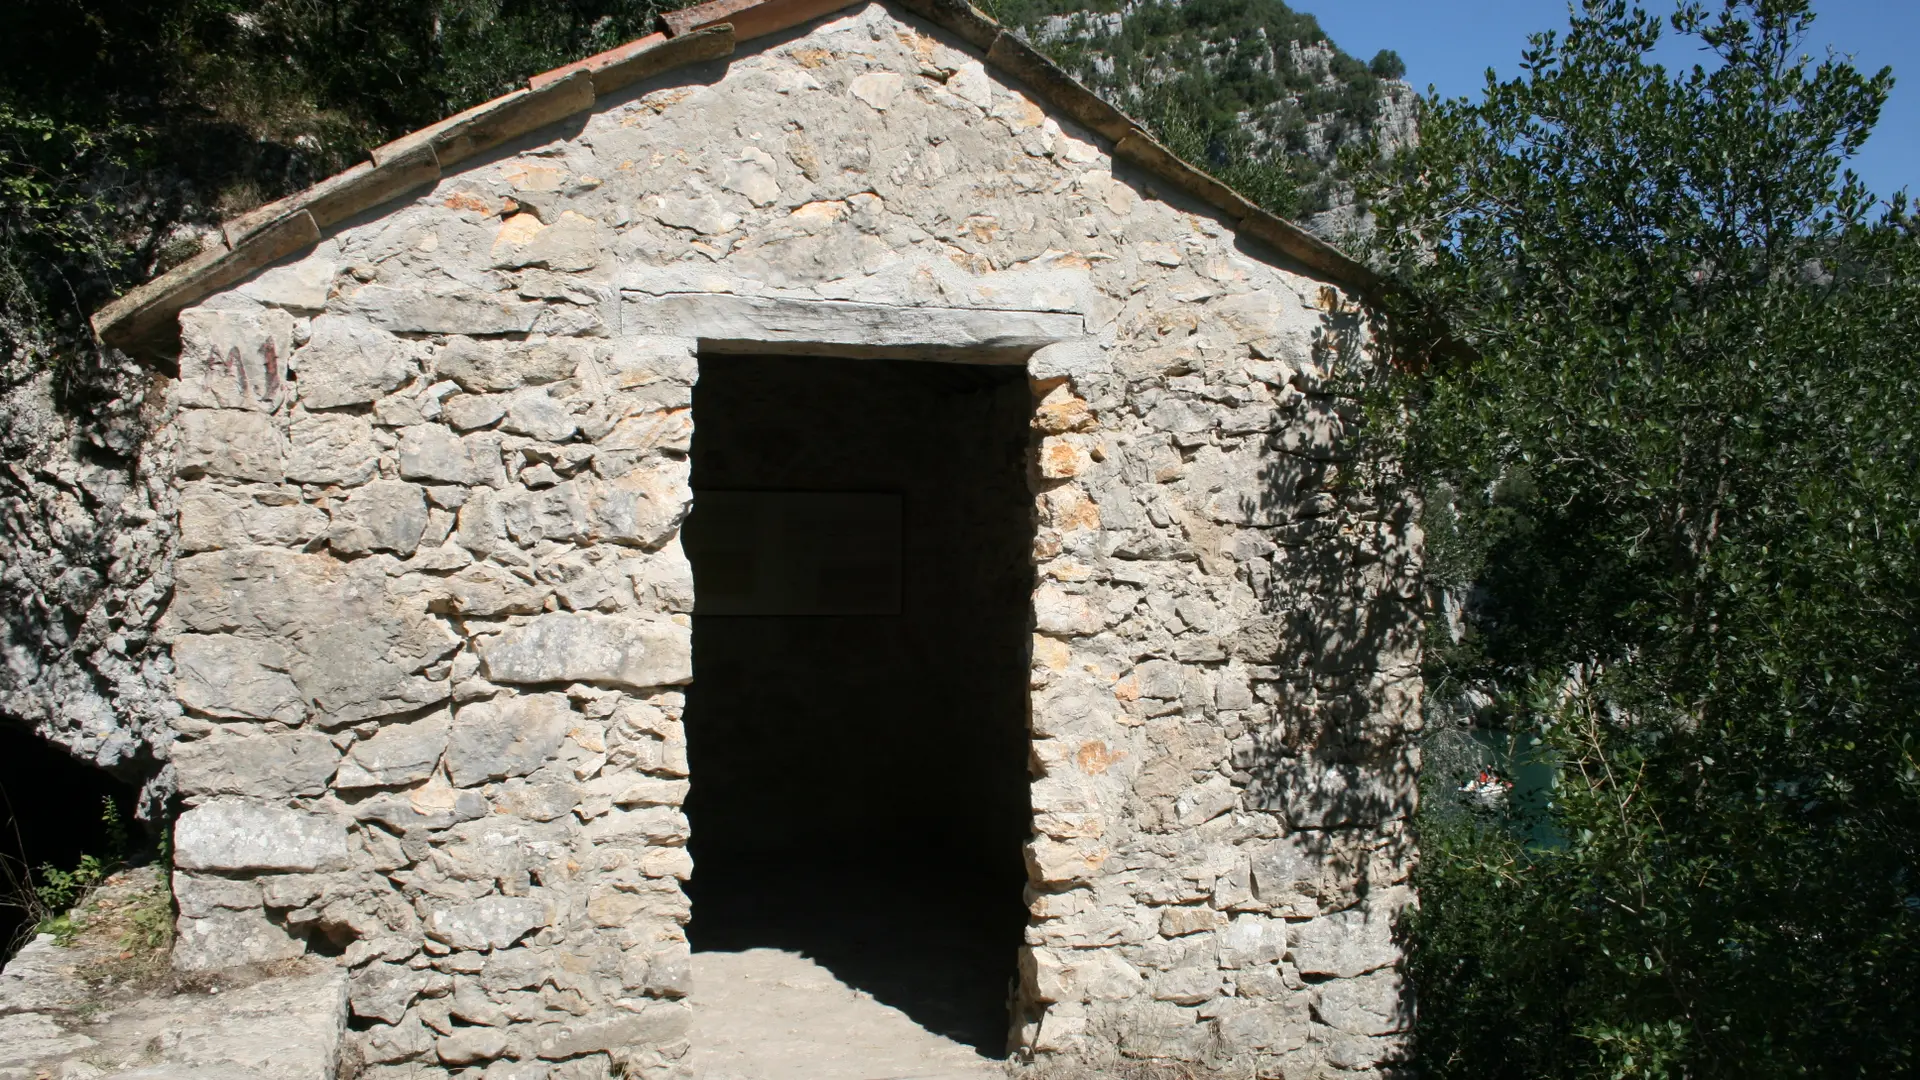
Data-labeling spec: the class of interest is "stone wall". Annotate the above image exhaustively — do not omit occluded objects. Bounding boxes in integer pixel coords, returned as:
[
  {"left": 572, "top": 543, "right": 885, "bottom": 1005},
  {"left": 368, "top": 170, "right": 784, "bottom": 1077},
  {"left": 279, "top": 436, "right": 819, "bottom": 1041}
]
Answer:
[
  {"left": 162, "top": 306, "right": 701, "bottom": 1077},
  {"left": 150, "top": 4, "right": 1421, "bottom": 1077}
]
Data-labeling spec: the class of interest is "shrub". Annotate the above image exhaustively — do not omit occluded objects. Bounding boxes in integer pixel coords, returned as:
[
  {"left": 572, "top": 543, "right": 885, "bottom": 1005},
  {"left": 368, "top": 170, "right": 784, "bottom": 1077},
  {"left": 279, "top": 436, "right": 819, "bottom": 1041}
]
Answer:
[{"left": 1362, "top": 1, "right": 1920, "bottom": 1074}]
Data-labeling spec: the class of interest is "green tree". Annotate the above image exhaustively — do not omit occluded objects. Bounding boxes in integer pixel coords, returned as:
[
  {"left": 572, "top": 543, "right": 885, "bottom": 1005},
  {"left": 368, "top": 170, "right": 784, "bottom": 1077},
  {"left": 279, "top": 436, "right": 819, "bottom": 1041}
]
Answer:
[
  {"left": 1360, "top": 0, "right": 1920, "bottom": 1074},
  {"left": 0, "top": 0, "right": 696, "bottom": 377}
]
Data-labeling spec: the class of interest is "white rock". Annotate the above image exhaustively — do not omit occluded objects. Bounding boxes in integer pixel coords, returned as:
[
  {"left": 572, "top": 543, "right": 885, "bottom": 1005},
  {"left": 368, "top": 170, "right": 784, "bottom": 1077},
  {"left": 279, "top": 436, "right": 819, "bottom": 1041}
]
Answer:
[
  {"left": 597, "top": 409, "right": 691, "bottom": 454},
  {"left": 445, "top": 693, "right": 573, "bottom": 787},
  {"left": 177, "top": 485, "right": 329, "bottom": 552},
  {"left": 442, "top": 393, "right": 507, "bottom": 431},
  {"left": 433, "top": 336, "right": 585, "bottom": 392},
  {"left": 948, "top": 61, "right": 992, "bottom": 109},
  {"left": 335, "top": 712, "right": 450, "bottom": 789},
  {"left": 1314, "top": 970, "right": 1410, "bottom": 1036},
  {"left": 173, "top": 799, "right": 350, "bottom": 873},
  {"left": 346, "top": 284, "right": 541, "bottom": 335},
  {"left": 499, "top": 386, "right": 578, "bottom": 442},
  {"left": 476, "top": 612, "right": 691, "bottom": 691},
  {"left": 1288, "top": 889, "right": 1409, "bottom": 978},
  {"left": 176, "top": 409, "right": 286, "bottom": 482},
  {"left": 848, "top": 71, "right": 904, "bottom": 111},
  {"left": 441, "top": 563, "right": 549, "bottom": 617},
  {"left": 1028, "top": 340, "right": 1112, "bottom": 381},
  {"left": 0, "top": 1012, "right": 95, "bottom": 1068},
  {"left": 424, "top": 896, "right": 547, "bottom": 951},
  {"left": 178, "top": 308, "right": 295, "bottom": 410},
  {"left": 721, "top": 147, "right": 780, "bottom": 207},
  {"left": 329, "top": 480, "right": 430, "bottom": 556},
  {"left": 492, "top": 211, "right": 603, "bottom": 273},
  {"left": 286, "top": 411, "right": 377, "bottom": 486},
  {"left": 240, "top": 256, "right": 339, "bottom": 310},
  {"left": 497, "top": 469, "right": 687, "bottom": 548},
  {"left": 650, "top": 194, "right": 740, "bottom": 236},
  {"left": 171, "top": 549, "right": 460, "bottom": 727},
  {"left": 172, "top": 907, "right": 308, "bottom": 972},
  {"left": 294, "top": 315, "right": 412, "bottom": 408},
  {"left": 1216, "top": 913, "right": 1287, "bottom": 969},
  {"left": 529, "top": 1004, "right": 688, "bottom": 1059},
  {"left": 398, "top": 425, "right": 502, "bottom": 487},
  {"left": 1034, "top": 585, "right": 1106, "bottom": 636},
  {"left": 1213, "top": 1001, "right": 1310, "bottom": 1053},
  {"left": 172, "top": 727, "right": 339, "bottom": 799},
  {"left": 171, "top": 634, "right": 305, "bottom": 723}
]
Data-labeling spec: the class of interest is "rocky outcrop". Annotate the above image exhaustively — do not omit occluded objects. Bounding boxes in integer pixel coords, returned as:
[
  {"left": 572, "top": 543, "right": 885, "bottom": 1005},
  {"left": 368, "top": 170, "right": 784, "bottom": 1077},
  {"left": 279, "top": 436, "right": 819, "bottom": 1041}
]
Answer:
[
  {"left": 1013, "top": 0, "right": 1420, "bottom": 222},
  {"left": 0, "top": 360, "right": 178, "bottom": 815}
]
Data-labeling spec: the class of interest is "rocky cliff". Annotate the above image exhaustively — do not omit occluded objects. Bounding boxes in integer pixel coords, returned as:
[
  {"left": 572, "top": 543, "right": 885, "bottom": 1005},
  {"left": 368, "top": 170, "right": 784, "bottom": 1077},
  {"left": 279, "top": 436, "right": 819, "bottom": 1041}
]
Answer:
[
  {"left": 993, "top": 0, "right": 1417, "bottom": 227},
  {"left": 0, "top": 361, "right": 179, "bottom": 815}
]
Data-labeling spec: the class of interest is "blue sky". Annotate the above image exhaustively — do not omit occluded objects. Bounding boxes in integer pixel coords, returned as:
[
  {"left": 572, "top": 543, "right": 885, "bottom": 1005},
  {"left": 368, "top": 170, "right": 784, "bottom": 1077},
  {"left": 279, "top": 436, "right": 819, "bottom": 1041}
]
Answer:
[{"left": 1310, "top": 0, "right": 1917, "bottom": 202}]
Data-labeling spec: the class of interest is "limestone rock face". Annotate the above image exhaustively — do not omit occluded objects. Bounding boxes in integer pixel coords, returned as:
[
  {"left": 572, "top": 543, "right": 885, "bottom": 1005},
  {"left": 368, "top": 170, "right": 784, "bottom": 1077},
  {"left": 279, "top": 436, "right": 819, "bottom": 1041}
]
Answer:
[{"left": 0, "top": 358, "right": 179, "bottom": 808}]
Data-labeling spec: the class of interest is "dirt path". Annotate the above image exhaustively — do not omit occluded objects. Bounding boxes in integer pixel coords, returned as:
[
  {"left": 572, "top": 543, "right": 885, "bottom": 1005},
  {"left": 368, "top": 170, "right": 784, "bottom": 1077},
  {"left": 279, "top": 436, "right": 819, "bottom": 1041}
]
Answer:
[{"left": 689, "top": 949, "right": 1009, "bottom": 1080}]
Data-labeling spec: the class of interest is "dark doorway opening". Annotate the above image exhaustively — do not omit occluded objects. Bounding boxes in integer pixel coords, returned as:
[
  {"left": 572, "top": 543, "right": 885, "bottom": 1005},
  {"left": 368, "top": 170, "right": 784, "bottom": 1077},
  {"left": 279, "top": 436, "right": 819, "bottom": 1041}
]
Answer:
[
  {"left": 0, "top": 725, "right": 140, "bottom": 957},
  {"left": 682, "top": 354, "right": 1035, "bottom": 1056}
]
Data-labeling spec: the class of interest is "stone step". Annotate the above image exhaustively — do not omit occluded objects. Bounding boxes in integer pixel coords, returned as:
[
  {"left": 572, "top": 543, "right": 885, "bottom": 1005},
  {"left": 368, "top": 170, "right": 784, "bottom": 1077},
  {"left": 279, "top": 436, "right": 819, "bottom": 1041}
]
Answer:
[{"left": 0, "top": 870, "right": 347, "bottom": 1080}]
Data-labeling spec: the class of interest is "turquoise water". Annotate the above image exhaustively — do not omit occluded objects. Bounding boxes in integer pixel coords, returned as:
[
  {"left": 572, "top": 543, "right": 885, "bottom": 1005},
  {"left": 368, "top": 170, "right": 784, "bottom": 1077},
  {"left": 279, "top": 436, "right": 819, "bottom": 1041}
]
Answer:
[{"left": 1466, "top": 727, "right": 1562, "bottom": 848}]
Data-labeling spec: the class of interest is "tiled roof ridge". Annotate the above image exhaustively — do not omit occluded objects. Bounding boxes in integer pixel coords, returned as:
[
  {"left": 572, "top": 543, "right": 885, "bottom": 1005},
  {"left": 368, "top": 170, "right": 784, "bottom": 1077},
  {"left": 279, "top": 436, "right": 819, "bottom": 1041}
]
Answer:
[{"left": 90, "top": 0, "right": 1388, "bottom": 354}]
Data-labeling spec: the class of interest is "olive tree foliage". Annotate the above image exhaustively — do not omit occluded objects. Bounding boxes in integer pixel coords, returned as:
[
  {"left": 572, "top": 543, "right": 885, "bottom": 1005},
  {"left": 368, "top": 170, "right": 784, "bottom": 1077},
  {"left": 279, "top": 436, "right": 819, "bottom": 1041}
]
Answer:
[{"left": 1358, "top": 0, "right": 1919, "bottom": 1074}]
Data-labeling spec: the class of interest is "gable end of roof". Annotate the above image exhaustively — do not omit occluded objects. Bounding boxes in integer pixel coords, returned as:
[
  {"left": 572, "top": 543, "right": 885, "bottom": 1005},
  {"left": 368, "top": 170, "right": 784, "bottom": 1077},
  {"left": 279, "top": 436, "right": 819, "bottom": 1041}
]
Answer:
[{"left": 91, "top": 0, "right": 1387, "bottom": 356}]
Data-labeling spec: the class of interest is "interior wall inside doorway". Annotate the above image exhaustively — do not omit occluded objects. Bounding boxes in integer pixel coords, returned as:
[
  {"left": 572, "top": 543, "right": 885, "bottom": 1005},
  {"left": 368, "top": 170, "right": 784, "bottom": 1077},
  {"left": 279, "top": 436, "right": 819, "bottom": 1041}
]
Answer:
[{"left": 681, "top": 354, "right": 1035, "bottom": 1055}]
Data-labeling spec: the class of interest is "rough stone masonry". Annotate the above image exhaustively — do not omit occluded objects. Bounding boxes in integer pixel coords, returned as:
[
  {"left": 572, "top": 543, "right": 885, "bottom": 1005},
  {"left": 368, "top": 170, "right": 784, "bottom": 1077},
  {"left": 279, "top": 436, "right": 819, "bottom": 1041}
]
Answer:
[{"left": 23, "top": 2, "right": 1424, "bottom": 1077}]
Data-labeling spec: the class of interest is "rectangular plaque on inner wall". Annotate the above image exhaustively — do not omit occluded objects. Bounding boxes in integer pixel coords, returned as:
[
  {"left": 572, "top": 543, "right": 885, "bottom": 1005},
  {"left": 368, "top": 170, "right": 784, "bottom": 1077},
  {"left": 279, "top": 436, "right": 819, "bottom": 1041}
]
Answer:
[{"left": 681, "top": 490, "right": 902, "bottom": 615}]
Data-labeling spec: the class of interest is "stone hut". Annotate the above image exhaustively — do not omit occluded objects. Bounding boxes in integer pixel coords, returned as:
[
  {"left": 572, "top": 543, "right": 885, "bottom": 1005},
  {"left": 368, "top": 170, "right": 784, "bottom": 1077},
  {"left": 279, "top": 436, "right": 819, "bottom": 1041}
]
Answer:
[{"left": 80, "top": 0, "right": 1422, "bottom": 1074}]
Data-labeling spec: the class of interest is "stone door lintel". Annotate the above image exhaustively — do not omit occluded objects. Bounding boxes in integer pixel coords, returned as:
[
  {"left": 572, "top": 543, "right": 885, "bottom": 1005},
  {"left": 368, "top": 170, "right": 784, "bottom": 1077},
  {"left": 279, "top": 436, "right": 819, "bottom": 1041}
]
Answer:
[{"left": 618, "top": 270, "right": 1106, "bottom": 369}]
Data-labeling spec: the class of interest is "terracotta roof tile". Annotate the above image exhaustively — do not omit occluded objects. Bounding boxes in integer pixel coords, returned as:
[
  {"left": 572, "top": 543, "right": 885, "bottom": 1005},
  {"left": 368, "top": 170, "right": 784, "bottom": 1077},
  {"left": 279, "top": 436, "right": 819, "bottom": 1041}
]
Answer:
[
  {"left": 93, "top": 211, "right": 321, "bottom": 351},
  {"left": 588, "top": 24, "right": 735, "bottom": 97},
  {"left": 665, "top": 0, "right": 863, "bottom": 40},
  {"left": 223, "top": 145, "right": 441, "bottom": 249},
  {"left": 530, "top": 32, "right": 669, "bottom": 91}
]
